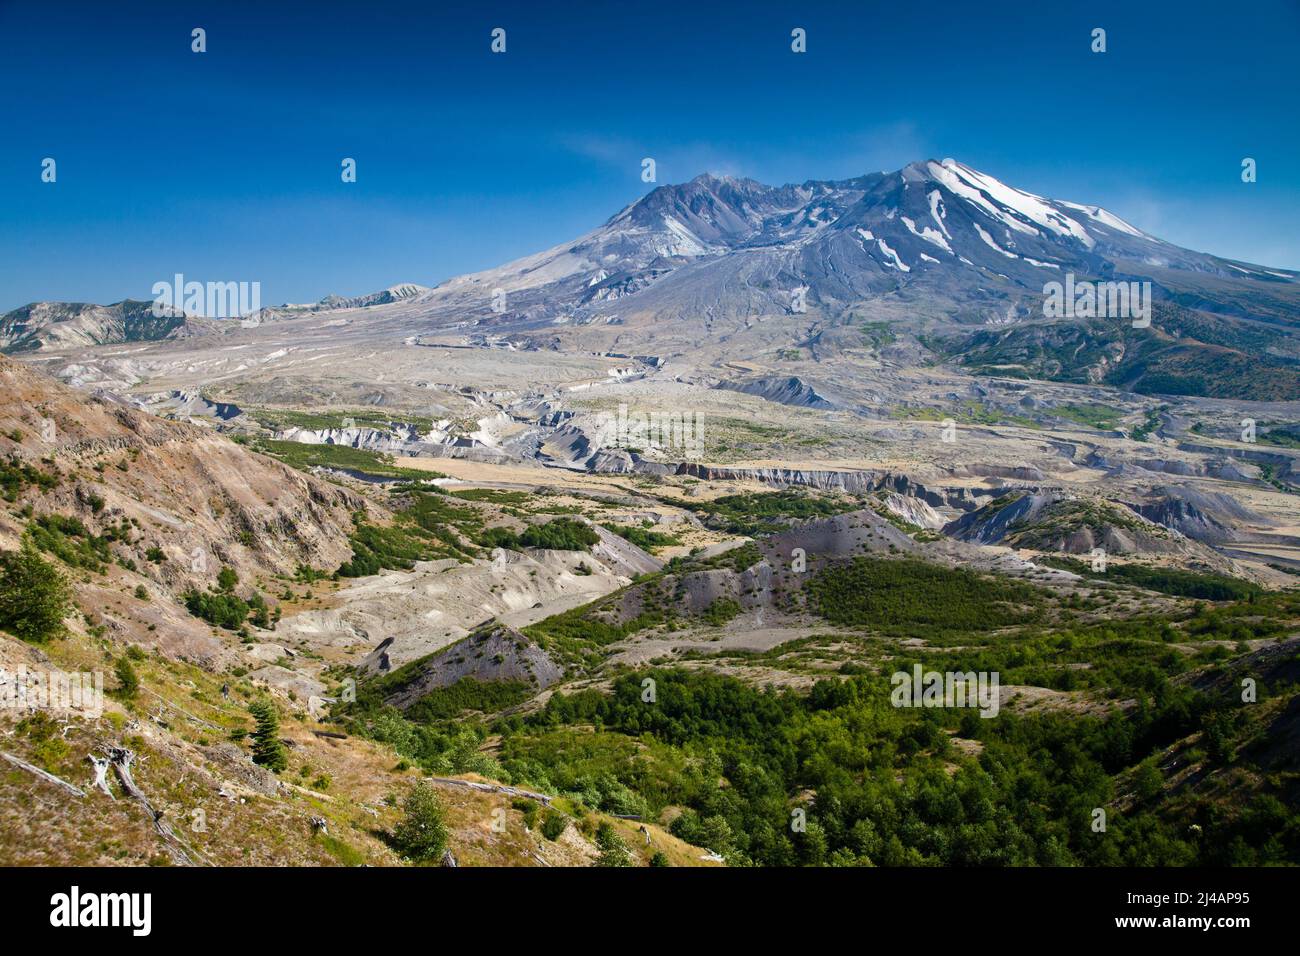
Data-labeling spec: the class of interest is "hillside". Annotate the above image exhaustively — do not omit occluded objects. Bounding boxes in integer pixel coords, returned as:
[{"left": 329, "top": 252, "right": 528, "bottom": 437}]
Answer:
[
  {"left": 0, "top": 300, "right": 201, "bottom": 354},
  {"left": 0, "top": 629, "right": 712, "bottom": 867},
  {"left": 0, "top": 354, "right": 364, "bottom": 665},
  {"left": 2, "top": 351, "right": 1298, "bottom": 867},
  {"left": 0, "top": 356, "right": 719, "bottom": 867}
]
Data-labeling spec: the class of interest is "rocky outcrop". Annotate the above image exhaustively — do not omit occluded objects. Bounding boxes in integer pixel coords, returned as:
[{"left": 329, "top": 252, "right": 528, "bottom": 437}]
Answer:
[
  {"left": 671, "top": 463, "right": 991, "bottom": 513},
  {"left": 878, "top": 492, "right": 946, "bottom": 530},
  {"left": 944, "top": 492, "right": 1206, "bottom": 557},
  {"left": 137, "top": 390, "right": 243, "bottom": 421},
  {"left": 762, "top": 509, "right": 917, "bottom": 561},
  {"left": 375, "top": 622, "right": 563, "bottom": 710},
  {"left": 1177, "top": 441, "right": 1298, "bottom": 482},
  {"left": 1, "top": 300, "right": 198, "bottom": 353},
  {"left": 588, "top": 521, "right": 663, "bottom": 577},
  {"left": 1134, "top": 485, "right": 1264, "bottom": 545},
  {"left": 714, "top": 375, "right": 836, "bottom": 409}
]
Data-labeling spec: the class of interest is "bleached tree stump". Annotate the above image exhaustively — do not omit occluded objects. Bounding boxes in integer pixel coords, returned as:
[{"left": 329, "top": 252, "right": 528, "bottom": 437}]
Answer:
[{"left": 87, "top": 754, "right": 114, "bottom": 798}]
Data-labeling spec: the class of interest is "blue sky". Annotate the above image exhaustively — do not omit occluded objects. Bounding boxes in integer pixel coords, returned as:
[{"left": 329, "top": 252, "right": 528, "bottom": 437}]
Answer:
[{"left": 2, "top": 0, "right": 1298, "bottom": 311}]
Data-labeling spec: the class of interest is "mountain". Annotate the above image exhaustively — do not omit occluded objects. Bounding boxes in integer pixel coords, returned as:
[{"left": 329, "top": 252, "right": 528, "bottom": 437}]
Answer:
[
  {"left": 9, "top": 161, "right": 1300, "bottom": 405},
  {"left": 1, "top": 284, "right": 432, "bottom": 354},
  {"left": 254, "top": 282, "right": 433, "bottom": 321},
  {"left": 0, "top": 299, "right": 199, "bottom": 353},
  {"left": 12, "top": 160, "right": 1299, "bottom": 356},
  {"left": 421, "top": 159, "right": 1300, "bottom": 332},
  {"left": 333, "top": 159, "right": 1287, "bottom": 403},
  {"left": 315, "top": 283, "right": 432, "bottom": 310}
]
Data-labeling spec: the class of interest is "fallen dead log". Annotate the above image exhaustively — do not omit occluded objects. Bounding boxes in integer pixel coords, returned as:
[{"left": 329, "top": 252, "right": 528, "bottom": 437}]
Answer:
[
  {"left": 144, "top": 689, "right": 223, "bottom": 732},
  {"left": 311, "top": 730, "right": 348, "bottom": 740},
  {"left": 109, "top": 748, "right": 200, "bottom": 867},
  {"left": 426, "top": 776, "right": 553, "bottom": 805},
  {"left": 1, "top": 751, "right": 86, "bottom": 797},
  {"left": 281, "top": 780, "right": 333, "bottom": 801}
]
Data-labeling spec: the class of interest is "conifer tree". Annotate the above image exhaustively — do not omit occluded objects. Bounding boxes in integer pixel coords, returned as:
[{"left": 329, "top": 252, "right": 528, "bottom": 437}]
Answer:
[
  {"left": 0, "top": 542, "right": 73, "bottom": 643},
  {"left": 113, "top": 657, "right": 139, "bottom": 701},
  {"left": 249, "top": 698, "right": 287, "bottom": 773}
]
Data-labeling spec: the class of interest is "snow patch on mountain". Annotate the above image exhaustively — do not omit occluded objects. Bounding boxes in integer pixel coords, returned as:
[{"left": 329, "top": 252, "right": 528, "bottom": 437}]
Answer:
[
  {"left": 1058, "top": 201, "right": 1146, "bottom": 239},
  {"left": 974, "top": 223, "right": 1018, "bottom": 259},
  {"left": 942, "top": 160, "right": 1096, "bottom": 249},
  {"left": 658, "top": 216, "right": 714, "bottom": 256},
  {"left": 927, "top": 190, "right": 952, "bottom": 239},
  {"left": 877, "top": 239, "right": 910, "bottom": 272},
  {"left": 929, "top": 161, "right": 1039, "bottom": 237},
  {"left": 902, "top": 215, "right": 952, "bottom": 253}
]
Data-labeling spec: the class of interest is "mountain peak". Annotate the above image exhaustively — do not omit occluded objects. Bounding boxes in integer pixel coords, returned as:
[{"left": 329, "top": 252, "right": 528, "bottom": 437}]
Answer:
[{"left": 689, "top": 171, "right": 737, "bottom": 184}]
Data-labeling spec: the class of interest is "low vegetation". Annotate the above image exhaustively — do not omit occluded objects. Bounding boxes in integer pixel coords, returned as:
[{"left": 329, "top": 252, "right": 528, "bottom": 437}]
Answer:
[
  {"left": 601, "top": 522, "right": 682, "bottom": 552},
  {"left": 1041, "top": 556, "right": 1263, "bottom": 601},
  {"left": 481, "top": 517, "right": 600, "bottom": 553},
  {"left": 497, "top": 663, "right": 1299, "bottom": 865},
  {"left": 241, "top": 436, "right": 441, "bottom": 482},
  {"left": 0, "top": 456, "right": 59, "bottom": 501},
  {"left": 389, "top": 782, "right": 449, "bottom": 863},
  {"left": 806, "top": 556, "right": 1045, "bottom": 635},
  {"left": 676, "top": 489, "right": 860, "bottom": 537}
]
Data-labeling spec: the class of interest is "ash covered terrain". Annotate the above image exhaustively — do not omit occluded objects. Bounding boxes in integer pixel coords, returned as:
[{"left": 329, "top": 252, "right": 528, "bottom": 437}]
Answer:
[{"left": 3, "top": 160, "right": 1299, "bottom": 867}]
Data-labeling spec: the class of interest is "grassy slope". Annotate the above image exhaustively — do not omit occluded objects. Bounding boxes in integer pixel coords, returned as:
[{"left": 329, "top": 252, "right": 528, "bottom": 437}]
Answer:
[{"left": 0, "top": 626, "right": 717, "bottom": 867}]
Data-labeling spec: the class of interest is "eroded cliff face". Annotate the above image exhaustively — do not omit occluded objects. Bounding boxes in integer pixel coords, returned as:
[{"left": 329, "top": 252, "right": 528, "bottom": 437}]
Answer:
[
  {"left": 672, "top": 461, "right": 989, "bottom": 512},
  {"left": 0, "top": 356, "right": 369, "bottom": 666}
]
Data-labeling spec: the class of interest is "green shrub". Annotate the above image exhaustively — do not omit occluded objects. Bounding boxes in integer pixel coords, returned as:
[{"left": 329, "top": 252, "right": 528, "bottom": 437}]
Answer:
[
  {"left": 400, "top": 678, "right": 534, "bottom": 722},
  {"left": 1042, "top": 556, "right": 1261, "bottom": 601},
  {"left": 183, "top": 588, "right": 250, "bottom": 630},
  {"left": 0, "top": 455, "right": 58, "bottom": 501},
  {"left": 594, "top": 822, "right": 632, "bottom": 867},
  {"left": 512, "top": 798, "right": 540, "bottom": 829},
  {"left": 390, "top": 782, "right": 449, "bottom": 862},
  {"left": 479, "top": 519, "right": 600, "bottom": 554},
  {"left": 519, "top": 518, "right": 600, "bottom": 552},
  {"left": 601, "top": 523, "right": 681, "bottom": 552},
  {"left": 701, "top": 597, "right": 741, "bottom": 627},
  {"left": 806, "top": 557, "right": 1042, "bottom": 635},
  {"left": 541, "top": 808, "right": 568, "bottom": 841},
  {"left": 246, "top": 591, "right": 272, "bottom": 629},
  {"left": 27, "top": 514, "right": 116, "bottom": 571},
  {"left": 681, "top": 489, "right": 859, "bottom": 537}
]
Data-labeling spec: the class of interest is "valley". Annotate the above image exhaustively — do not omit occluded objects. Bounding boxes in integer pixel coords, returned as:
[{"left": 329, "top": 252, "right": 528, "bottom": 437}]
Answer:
[{"left": 3, "top": 159, "right": 1299, "bottom": 867}]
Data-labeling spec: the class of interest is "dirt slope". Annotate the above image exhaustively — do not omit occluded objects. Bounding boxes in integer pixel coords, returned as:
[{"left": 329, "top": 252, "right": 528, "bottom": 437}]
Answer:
[{"left": 0, "top": 355, "right": 366, "bottom": 665}]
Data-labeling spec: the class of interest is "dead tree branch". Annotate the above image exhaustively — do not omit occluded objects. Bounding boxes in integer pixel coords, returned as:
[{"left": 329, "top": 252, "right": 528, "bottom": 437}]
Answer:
[
  {"left": 1, "top": 751, "right": 86, "bottom": 797},
  {"left": 109, "top": 748, "right": 201, "bottom": 867}
]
